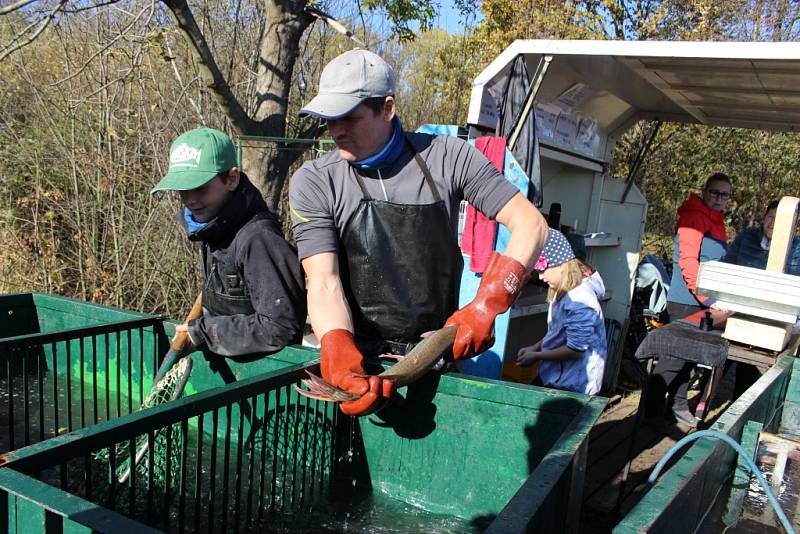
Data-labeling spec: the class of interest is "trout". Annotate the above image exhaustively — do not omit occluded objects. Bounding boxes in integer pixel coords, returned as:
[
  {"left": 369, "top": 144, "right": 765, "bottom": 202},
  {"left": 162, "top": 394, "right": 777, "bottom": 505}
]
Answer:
[{"left": 295, "top": 325, "right": 457, "bottom": 403}]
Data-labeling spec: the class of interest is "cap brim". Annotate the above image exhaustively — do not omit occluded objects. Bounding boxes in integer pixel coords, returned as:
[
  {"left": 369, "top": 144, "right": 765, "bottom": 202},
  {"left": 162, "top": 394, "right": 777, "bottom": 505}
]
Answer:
[
  {"left": 299, "top": 93, "right": 364, "bottom": 120},
  {"left": 150, "top": 169, "right": 218, "bottom": 194}
]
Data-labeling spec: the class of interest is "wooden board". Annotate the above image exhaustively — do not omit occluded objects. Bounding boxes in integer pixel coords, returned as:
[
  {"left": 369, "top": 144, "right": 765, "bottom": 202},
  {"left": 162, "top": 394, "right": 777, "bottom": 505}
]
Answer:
[
  {"left": 727, "top": 343, "right": 778, "bottom": 371},
  {"left": 724, "top": 315, "right": 792, "bottom": 352}
]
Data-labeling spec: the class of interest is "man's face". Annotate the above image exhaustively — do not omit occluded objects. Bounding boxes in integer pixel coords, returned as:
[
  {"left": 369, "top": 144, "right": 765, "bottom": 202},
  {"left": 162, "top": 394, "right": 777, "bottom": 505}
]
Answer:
[
  {"left": 327, "top": 98, "right": 395, "bottom": 162},
  {"left": 764, "top": 208, "right": 777, "bottom": 240},
  {"left": 179, "top": 171, "right": 239, "bottom": 222},
  {"left": 702, "top": 180, "right": 732, "bottom": 212}
]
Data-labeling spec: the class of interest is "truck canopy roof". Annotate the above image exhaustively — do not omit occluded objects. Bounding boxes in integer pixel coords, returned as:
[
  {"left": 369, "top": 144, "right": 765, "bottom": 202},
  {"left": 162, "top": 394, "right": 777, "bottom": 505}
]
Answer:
[{"left": 468, "top": 39, "right": 800, "bottom": 143}]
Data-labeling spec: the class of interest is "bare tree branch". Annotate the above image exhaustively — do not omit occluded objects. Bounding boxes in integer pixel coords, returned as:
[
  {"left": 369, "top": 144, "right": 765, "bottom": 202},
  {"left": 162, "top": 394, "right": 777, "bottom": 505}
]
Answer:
[
  {"left": 163, "top": 52, "right": 205, "bottom": 124},
  {"left": 0, "top": 0, "right": 38, "bottom": 15},
  {"left": 50, "top": 0, "right": 154, "bottom": 86},
  {"left": 0, "top": 0, "right": 66, "bottom": 62},
  {"left": 161, "top": 0, "right": 256, "bottom": 133},
  {"left": 61, "top": 0, "right": 121, "bottom": 15}
]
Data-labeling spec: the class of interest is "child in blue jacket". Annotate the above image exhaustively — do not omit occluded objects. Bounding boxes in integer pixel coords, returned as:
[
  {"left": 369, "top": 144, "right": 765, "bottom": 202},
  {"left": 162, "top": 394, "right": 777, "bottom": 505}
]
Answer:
[{"left": 516, "top": 230, "right": 607, "bottom": 395}]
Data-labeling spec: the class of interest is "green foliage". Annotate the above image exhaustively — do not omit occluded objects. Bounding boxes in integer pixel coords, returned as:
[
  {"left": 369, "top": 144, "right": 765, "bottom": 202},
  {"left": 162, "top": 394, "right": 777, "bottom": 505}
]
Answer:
[
  {"left": 360, "top": 0, "right": 439, "bottom": 40},
  {"left": 615, "top": 123, "right": 800, "bottom": 238},
  {"left": 386, "top": 28, "right": 475, "bottom": 128}
]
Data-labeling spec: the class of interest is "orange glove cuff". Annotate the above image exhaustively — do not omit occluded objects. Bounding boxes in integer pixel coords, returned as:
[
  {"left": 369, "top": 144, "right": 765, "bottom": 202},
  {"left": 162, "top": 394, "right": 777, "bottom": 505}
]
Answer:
[{"left": 446, "top": 252, "right": 530, "bottom": 360}]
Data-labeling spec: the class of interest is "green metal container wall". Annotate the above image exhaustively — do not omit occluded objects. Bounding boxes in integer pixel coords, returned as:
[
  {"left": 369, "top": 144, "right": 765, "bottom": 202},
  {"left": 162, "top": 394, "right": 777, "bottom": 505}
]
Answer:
[
  {"left": 0, "top": 361, "right": 605, "bottom": 534},
  {"left": 614, "top": 354, "right": 797, "bottom": 533},
  {"left": 1, "top": 293, "right": 165, "bottom": 452},
  {"left": 0, "top": 293, "right": 319, "bottom": 453}
]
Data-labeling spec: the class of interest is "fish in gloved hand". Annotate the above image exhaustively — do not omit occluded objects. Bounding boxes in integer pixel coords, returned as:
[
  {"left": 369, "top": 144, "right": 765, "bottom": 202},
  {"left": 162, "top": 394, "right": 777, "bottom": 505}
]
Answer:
[{"left": 295, "top": 325, "right": 457, "bottom": 405}]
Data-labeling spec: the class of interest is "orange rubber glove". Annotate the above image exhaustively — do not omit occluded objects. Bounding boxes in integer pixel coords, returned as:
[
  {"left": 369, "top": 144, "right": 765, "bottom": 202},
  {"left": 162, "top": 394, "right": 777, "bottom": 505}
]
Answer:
[
  {"left": 320, "top": 329, "right": 395, "bottom": 416},
  {"left": 445, "top": 252, "right": 529, "bottom": 360}
]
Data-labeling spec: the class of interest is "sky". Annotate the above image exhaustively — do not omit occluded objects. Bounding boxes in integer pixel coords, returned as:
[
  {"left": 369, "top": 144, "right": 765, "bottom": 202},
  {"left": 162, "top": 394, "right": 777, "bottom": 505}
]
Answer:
[{"left": 430, "top": 1, "right": 484, "bottom": 35}]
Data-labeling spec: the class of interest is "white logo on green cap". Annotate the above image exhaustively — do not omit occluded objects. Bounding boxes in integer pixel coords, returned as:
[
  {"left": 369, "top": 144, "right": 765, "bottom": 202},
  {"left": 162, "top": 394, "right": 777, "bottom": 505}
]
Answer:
[{"left": 170, "top": 143, "right": 203, "bottom": 168}]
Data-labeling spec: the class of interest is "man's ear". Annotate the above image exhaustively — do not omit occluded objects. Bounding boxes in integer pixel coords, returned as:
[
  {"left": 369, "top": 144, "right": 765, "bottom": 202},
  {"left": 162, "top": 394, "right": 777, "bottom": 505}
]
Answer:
[
  {"left": 223, "top": 167, "right": 240, "bottom": 191},
  {"left": 383, "top": 96, "right": 396, "bottom": 122}
]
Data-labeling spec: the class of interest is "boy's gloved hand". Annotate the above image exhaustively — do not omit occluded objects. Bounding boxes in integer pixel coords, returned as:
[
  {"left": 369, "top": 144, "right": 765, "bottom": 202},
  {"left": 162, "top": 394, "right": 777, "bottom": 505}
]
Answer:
[
  {"left": 445, "top": 252, "right": 529, "bottom": 360},
  {"left": 320, "top": 329, "right": 394, "bottom": 416}
]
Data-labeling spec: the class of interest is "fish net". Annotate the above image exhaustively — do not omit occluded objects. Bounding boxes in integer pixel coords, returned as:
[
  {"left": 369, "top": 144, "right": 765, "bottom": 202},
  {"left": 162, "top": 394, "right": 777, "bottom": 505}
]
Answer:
[{"left": 93, "top": 356, "right": 192, "bottom": 495}]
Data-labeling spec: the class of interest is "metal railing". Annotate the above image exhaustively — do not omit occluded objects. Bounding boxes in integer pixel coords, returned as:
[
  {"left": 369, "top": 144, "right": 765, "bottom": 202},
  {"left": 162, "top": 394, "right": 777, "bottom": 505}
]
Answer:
[
  {"left": 0, "top": 316, "right": 165, "bottom": 452},
  {"left": 1, "top": 363, "right": 339, "bottom": 533}
]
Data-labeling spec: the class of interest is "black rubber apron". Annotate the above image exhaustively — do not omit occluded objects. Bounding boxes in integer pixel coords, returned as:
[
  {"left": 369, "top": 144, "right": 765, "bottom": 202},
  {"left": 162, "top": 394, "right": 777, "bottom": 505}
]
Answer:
[{"left": 339, "top": 142, "right": 463, "bottom": 349}]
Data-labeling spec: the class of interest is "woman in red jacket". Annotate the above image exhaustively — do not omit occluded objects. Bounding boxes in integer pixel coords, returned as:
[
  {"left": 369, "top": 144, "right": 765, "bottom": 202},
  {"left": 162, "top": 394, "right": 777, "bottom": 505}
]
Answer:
[{"left": 648, "top": 173, "right": 731, "bottom": 427}]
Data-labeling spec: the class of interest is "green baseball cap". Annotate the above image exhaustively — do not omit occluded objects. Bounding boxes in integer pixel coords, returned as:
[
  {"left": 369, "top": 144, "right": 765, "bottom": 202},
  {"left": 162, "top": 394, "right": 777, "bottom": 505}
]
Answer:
[{"left": 151, "top": 128, "right": 236, "bottom": 193}]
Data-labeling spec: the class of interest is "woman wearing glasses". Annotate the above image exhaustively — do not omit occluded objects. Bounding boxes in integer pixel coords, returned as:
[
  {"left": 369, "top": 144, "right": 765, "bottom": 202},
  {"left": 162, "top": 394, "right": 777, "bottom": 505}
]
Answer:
[{"left": 648, "top": 173, "right": 731, "bottom": 427}]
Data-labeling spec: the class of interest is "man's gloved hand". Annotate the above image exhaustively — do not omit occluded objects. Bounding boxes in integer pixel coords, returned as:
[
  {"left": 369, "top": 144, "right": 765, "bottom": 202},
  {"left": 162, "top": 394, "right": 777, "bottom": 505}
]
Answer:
[
  {"left": 445, "top": 252, "right": 530, "bottom": 360},
  {"left": 320, "top": 329, "right": 395, "bottom": 416}
]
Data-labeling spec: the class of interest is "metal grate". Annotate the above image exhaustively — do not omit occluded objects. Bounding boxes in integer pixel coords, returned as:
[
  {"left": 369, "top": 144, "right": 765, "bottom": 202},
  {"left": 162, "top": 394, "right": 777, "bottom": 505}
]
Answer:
[
  {"left": 3, "top": 364, "right": 340, "bottom": 533},
  {"left": 0, "top": 316, "right": 165, "bottom": 452}
]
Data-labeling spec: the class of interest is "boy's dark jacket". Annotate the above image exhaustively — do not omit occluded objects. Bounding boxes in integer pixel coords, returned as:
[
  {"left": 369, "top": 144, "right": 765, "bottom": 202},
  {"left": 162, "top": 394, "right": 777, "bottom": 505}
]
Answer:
[{"left": 186, "top": 174, "right": 306, "bottom": 357}]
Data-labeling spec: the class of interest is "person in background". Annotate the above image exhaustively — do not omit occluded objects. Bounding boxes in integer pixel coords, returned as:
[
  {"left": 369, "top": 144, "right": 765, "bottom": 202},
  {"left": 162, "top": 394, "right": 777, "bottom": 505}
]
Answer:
[
  {"left": 152, "top": 127, "right": 306, "bottom": 358},
  {"left": 649, "top": 173, "right": 731, "bottom": 426},
  {"left": 723, "top": 199, "right": 800, "bottom": 396},
  {"left": 724, "top": 199, "right": 800, "bottom": 274},
  {"left": 515, "top": 230, "right": 607, "bottom": 395}
]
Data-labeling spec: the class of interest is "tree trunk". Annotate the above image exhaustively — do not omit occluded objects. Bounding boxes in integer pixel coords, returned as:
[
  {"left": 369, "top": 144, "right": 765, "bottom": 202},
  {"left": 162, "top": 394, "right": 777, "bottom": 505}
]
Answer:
[
  {"left": 162, "top": 0, "right": 315, "bottom": 211},
  {"left": 236, "top": 0, "right": 311, "bottom": 210}
]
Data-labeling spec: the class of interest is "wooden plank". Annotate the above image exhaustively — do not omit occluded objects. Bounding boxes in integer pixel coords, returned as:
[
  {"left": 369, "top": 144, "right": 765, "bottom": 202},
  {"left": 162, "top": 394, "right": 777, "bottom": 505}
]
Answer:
[
  {"left": 723, "top": 316, "right": 792, "bottom": 352},
  {"left": 585, "top": 429, "right": 680, "bottom": 512},
  {"left": 766, "top": 196, "right": 799, "bottom": 272},
  {"left": 727, "top": 343, "right": 777, "bottom": 370},
  {"left": 723, "top": 420, "right": 763, "bottom": 526}
]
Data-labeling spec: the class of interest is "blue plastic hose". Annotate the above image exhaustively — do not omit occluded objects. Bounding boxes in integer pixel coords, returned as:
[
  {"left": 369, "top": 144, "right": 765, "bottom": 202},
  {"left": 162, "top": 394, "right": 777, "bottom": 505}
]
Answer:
[{"left": 646, "top": 429, "right": 796, "bottom": 534}]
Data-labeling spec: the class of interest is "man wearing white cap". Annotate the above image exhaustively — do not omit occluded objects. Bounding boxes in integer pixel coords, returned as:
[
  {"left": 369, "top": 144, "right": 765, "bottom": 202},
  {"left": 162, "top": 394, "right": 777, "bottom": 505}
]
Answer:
[{"left": 289, "top": 49, "right": 548, "bottom": 416}]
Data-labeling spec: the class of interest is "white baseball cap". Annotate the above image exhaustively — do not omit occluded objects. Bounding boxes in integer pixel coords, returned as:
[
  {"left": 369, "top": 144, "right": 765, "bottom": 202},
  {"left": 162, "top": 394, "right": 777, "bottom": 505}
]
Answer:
[{"left": 299, "top": 49, "right": 395, "bottom": 120}]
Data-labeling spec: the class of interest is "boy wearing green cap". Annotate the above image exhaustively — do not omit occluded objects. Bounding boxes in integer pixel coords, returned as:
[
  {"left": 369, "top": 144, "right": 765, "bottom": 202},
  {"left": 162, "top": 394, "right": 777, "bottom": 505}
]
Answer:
[{"left": 153, "top": 127, "right": 306, "bottom": 357}]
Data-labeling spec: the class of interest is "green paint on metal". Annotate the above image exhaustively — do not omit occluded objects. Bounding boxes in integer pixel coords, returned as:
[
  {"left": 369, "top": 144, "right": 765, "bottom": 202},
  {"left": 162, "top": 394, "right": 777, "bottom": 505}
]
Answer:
[
  {"left": 780, "top": 357, "right": 800, "bottom": 433},
  {"left": 723, "top": 419, "right": 763, "bottom": 527},
  {"left": 1, "top": 294, "right": 318, "bottom": 454},
  {"left": 62, "top": 519, "right": 93, "bottom": 534},
  {"left": 0, "top": 469, "right": 160, "bottom": 533},
  {"left": 234, "top": 135, "right": 337, "bottom": 168},
  {"left": 17, "top": 497, "right": 46, "bottom": 534},
  {"left": 0, "top": 294, "right": 603, "bottom": 533},
  {"left": 615, "top": 354, "right": 796, "bottom": 533},
  {"left": 0, "top": 358, "right": 604, "bottom": 533}
]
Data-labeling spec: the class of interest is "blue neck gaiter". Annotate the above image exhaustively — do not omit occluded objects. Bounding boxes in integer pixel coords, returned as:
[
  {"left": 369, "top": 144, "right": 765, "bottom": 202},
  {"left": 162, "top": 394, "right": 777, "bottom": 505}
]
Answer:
[
  {"left": 351, "top": 117, "right": 405, "bottom": 170},
  {"left": 183, "top": 207, "right": 209, "bottom": 235}
]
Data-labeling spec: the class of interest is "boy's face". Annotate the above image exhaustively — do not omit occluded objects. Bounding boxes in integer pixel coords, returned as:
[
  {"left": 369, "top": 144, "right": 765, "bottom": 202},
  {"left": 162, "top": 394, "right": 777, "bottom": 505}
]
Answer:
[{"left": 179, "top": 169, "right": 239, "bottom": 222}]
